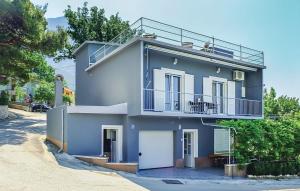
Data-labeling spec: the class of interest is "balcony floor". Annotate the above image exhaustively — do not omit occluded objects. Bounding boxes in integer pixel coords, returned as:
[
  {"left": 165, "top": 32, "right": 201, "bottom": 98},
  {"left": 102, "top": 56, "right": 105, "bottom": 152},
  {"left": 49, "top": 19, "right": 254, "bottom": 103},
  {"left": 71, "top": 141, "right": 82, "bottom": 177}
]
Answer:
[{"left": 141, "top": 111, "right": 263, "bottom": 119}]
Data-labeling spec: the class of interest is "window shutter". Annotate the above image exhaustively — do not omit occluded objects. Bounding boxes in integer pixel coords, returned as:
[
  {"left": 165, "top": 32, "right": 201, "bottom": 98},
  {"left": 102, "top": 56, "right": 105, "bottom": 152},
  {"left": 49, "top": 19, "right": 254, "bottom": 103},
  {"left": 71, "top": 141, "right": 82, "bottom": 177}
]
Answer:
[
  {"left": 184, "top": 74, "right": 194, "bottom": 112},
  {"left": 153, "top": 69, "right": 165, "bottom": 111},
  {"left": 227, "top": 81, "right": 236, "bottom": 115},
  {"left": 214, "top": 129, "right": 231, "bottom": 153},
  {"left": 203, "top": 77, "right": 212, "bottom": 103}
]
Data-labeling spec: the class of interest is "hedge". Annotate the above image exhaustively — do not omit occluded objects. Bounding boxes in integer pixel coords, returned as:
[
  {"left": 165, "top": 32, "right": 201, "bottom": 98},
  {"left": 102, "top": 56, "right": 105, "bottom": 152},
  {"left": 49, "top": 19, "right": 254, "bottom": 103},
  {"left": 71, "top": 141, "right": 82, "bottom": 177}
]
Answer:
[
  {"left": 247, "top": 160, "right": 300, "bottom": 176},
  {"left": 0, "top": 91, "right": 9, "bottom": 105}
]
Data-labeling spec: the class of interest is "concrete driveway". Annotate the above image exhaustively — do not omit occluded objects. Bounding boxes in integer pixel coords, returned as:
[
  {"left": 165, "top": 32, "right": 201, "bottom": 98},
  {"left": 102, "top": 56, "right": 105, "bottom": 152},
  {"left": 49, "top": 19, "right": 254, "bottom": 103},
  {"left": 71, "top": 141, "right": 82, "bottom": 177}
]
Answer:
[
  {"left": 0, "top": 109, "right": 300, "bottom": 191},
  {"left": 138, "top": 167, "right": 230, "bottom": 180}
]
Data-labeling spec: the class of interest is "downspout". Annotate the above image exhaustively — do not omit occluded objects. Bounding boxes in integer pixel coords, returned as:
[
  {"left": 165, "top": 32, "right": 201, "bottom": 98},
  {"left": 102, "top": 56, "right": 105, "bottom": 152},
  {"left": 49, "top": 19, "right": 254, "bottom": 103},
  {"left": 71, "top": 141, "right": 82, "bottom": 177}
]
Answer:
[{"left": 58, "top": 107, "right": 64, "bottom": 152}]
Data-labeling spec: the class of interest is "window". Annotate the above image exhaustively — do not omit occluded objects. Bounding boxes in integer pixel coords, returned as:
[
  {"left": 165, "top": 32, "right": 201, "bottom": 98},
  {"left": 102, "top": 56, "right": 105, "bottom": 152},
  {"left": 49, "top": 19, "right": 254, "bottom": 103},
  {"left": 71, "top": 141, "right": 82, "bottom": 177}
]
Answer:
[
  {"left": 212, "top": 81, "right": 225, "bottom": 114},
  {"left": 165, "top": 74, "right": 181, "bottom": 111}
]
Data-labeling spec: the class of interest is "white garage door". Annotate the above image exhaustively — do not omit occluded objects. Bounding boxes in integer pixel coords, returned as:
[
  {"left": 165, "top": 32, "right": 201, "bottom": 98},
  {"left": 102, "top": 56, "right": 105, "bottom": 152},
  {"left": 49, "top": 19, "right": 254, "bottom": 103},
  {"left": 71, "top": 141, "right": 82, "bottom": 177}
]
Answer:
[{"left": 139, "top": 131, "right": 174, "bottom": 169}]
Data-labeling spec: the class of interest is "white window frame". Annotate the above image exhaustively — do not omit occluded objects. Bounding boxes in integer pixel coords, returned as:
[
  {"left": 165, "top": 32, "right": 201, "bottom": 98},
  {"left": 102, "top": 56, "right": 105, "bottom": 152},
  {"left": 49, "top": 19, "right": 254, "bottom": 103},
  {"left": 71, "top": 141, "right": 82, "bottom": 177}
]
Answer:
[
  {"left": 101, "top": 125, "right": 123, "bottom": 162},
  {"left": 161, "top": 68, "right": 185, "bottom": 112},
  {"left": 182, "top": 129, "right": 198, "bottom": 159}
]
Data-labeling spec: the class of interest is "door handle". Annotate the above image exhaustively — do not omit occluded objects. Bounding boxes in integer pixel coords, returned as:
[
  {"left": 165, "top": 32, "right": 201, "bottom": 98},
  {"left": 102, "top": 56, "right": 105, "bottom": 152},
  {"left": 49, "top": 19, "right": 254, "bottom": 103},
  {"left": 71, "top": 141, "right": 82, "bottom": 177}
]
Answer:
[{"left": 138, "top": 152, "right": 142, "bottom": 156}]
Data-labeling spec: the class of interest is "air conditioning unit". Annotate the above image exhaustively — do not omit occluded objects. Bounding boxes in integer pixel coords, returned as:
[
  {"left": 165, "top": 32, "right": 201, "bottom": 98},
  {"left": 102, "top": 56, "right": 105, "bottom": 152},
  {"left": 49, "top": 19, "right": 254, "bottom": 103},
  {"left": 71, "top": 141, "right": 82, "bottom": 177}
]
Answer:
[{"left": 233, "top": 70, "right": 245, "bottom": 81}]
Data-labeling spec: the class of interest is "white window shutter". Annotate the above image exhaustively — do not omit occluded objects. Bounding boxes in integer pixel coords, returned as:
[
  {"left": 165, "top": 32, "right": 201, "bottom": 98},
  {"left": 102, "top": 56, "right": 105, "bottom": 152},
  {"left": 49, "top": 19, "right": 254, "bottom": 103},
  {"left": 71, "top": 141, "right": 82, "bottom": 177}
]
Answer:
[
  {"left": 153, "top": 69, "right": 165, "bottom": 111},
  {"left": 214, "top": 129, "right": 231, "bottom": 153},
  {"left": 184, "top": 74, "right": 194, "bottom": 112},
  {"left": 227, "top": 81, "right": 236, "bottom": 115},
  {"left": 203, "top": 77, "right": 212, "bottom": 103}
]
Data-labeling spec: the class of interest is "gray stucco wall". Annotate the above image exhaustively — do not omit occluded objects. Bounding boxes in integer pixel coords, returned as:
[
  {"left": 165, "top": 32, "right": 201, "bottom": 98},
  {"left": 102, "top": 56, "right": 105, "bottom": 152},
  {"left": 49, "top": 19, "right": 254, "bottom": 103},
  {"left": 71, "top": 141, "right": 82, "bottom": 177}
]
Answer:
[
  {"left": 143, "top": 47, "right": 263, "bottom": 101},
  {"left": 75, "top": 43, "right": 105, "bottom": 105},
  {"left": 46, "top": 106, "right": 68, "bottom": 144},
  {"left": 63, "top": 111, "right": 215, "bottom": 164},
  {"left": 246, "top": 69, "right": 263, "bottom": 101},
  {"left": 124, "top": 116, "right": 215, "bottom": 163},
  {"left": 66, "top": 113, "right": 125, "bottom": 156},
  {"left": 75, "top": 42, "right": 142, "bottom": 116}
]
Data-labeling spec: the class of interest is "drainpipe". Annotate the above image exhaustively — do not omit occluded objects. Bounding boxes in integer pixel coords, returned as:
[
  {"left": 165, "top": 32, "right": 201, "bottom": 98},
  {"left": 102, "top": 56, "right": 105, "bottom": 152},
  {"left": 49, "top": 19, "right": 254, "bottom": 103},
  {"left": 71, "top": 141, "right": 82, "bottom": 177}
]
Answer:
[{"left": 58, "top": 107, "right": 64, "bottom": 153}]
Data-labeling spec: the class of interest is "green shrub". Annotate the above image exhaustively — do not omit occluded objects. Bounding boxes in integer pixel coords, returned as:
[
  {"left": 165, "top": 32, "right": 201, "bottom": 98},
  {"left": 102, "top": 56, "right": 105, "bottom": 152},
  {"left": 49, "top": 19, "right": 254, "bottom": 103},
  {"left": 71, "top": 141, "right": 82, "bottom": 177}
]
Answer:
[
  {"left": 247, "top": 161, "right": 300, "bottom": 176},
  {"left": 0, "top": 91, "right": 9, "bottom": 105},
  {"left": 219, "top": 118, "right": 300, "bottom": 164}
]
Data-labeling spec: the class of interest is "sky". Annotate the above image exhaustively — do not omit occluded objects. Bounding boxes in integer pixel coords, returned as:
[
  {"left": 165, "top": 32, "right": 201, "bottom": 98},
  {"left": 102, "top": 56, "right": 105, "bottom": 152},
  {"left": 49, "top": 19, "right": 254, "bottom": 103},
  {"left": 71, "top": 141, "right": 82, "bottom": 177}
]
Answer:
[{"left": 32, "top": 0, "right": 300, "bottom": 98}]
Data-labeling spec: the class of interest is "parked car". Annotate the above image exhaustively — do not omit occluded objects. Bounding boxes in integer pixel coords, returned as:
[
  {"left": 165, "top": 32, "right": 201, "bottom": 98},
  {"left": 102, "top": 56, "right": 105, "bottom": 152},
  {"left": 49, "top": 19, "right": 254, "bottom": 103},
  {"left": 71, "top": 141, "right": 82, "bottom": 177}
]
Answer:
[{"left": 31, "top": 104, "right": 50, "bottom": 112}]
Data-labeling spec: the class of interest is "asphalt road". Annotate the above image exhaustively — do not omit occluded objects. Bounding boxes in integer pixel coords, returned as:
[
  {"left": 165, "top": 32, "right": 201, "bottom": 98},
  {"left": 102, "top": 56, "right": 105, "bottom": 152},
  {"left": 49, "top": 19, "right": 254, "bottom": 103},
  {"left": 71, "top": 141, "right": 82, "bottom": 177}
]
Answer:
[{"left": 0, "top": 109, "right": 299, "bottom": 191}]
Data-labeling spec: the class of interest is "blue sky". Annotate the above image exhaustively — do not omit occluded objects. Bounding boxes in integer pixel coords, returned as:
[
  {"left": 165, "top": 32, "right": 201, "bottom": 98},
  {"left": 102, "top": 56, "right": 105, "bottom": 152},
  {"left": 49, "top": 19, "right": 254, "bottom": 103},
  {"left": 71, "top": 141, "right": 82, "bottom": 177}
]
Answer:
[{"left": 32, "top": 0, "right": 300, "bottom": 98}]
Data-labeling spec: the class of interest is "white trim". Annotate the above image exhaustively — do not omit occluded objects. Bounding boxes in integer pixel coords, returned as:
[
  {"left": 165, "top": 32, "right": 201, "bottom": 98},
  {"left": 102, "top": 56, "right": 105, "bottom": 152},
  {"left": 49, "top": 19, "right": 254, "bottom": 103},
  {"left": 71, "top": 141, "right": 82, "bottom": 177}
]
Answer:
[
  {"left": 66, "top": 103, "right": 127, "bottom": 114},
  {"left": 161, "top": 68, "right": 185, "bottom": 76},
  {"left": 209, "top": 76, "right": 228, "bottom": 83},
  {"left": 101, "top": 125, "right": 123, "bottom": 162},
  {"left": 182, "top": 129, "right": 198, "bottom": 168}
]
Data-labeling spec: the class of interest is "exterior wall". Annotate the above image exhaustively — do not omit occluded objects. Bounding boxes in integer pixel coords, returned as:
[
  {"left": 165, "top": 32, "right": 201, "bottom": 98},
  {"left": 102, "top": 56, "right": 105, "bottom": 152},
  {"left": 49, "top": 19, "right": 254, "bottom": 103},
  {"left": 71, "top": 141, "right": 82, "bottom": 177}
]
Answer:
[
  {"left": 246, "top": 68, "right": 263, "bottom": 101},
  {"left": 75, "top": 42, "right": 142, "bottom": 115},
  {"left": 46, "top": 106, "right": 68, "bottom": 149},
  {"left": 143, "top": 48, "right": 262, "bottom": 101},
  {"left": 66, "top": 113, "right": 124, "bottom": 156},
  {"left": 124, "top": 116, "right": 215, "bottom": 163},
  {"left": 144, "top": 49, "right": 233, "bottom": 95},
  {"left": 75, "top": 43, "right": 105, "bottom": 105}
]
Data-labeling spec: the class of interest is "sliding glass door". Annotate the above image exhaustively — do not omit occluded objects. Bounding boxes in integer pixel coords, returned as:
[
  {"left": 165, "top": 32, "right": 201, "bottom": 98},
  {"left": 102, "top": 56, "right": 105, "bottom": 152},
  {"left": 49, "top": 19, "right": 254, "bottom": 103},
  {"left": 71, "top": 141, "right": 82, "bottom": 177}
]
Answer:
[
  {"left": 165, "top": 74, "right": 181, "bottom": 111},
  {"left": 212, "top": 81, "right": 224, "bottom": 114}
]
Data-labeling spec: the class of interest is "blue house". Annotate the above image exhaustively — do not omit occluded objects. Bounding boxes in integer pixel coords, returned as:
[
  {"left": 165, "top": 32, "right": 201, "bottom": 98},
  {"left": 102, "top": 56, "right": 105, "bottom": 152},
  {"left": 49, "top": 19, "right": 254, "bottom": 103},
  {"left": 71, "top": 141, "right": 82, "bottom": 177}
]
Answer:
[{"left": 47, "top": 18, "right": 265, "bottom": 170}]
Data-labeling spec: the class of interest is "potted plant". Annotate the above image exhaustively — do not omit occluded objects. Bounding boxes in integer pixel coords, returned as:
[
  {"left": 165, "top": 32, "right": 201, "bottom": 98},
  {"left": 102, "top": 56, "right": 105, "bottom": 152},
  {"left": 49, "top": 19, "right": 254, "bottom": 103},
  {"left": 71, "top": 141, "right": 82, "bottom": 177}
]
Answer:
[{"left": 0, "top": 91, "right": 9, "bottom": 119}]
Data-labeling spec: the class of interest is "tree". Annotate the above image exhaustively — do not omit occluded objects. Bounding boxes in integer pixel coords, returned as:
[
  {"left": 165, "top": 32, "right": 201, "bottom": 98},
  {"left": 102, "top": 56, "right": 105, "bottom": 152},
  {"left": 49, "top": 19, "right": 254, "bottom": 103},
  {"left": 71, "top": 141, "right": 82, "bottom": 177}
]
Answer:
[
  {"left": 34, "top": 81, "right": 54, "bottom": 105},
  {"left": 63, "top": 94, "right": 73, "bottom": 105},
  {"left": 15, "top": 85, "right": 26, "bottom": 102},
  {"left": 0, "top": 0, "right": 68, "bottom": 83},
  {"left": 264, "top": 87, "right": 300, "bottom": 118},
  {"left": 56, "top": 1, "right": 130, "bottom": 60},
  {"left": 31, "top": 58, "right": 55, "bottom": 82},
  {"left": 0, "top": 91, "right": 9, "bottom": 105}
]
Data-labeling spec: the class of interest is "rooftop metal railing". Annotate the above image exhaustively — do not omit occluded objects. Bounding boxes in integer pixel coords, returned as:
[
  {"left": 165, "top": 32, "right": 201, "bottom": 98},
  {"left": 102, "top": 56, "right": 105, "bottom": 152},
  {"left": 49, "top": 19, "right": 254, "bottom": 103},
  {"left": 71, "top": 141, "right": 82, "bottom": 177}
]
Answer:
[{"left": 89, "top": 17, "right": 264, "bottom": 66}]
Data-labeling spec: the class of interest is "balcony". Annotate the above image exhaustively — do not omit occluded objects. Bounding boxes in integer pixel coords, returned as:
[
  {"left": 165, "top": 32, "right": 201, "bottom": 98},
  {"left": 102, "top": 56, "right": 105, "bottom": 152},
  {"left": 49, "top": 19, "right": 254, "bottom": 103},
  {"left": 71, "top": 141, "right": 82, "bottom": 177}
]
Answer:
[
  {"left": 143, "top": 89, "right": 262, "bottom": 117},
  {"left": 89, "top": 17, "right": 264, "bottom": 67}
]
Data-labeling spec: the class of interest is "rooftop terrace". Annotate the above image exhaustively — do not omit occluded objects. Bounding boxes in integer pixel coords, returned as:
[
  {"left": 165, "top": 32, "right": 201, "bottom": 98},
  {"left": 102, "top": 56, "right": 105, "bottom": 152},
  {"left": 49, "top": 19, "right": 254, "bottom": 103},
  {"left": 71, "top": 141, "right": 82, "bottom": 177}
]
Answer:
[{"left": 89, "top": 17, "right": 264, "bottom": 67}]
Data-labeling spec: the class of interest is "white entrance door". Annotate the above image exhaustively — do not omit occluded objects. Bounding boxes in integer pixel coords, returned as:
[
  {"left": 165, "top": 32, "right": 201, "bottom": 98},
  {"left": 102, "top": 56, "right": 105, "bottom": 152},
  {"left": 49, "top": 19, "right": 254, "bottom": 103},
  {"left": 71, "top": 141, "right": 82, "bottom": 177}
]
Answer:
[
  {"left": 183, "top": 129, "right": 198, "bottom": 168},
  {"left": 139, "top": 131, "right": 174, "bottom": 169}
]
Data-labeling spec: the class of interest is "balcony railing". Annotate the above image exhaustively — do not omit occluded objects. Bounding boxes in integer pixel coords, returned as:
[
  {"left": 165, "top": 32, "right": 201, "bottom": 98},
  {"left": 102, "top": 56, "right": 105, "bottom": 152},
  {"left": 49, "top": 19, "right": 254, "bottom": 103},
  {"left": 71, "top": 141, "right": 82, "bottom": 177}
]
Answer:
[
  {"left": 143, "top": 89, "right": 262, "bottom": 117},
  {"left": 89, "top": 17, "right": 264, "bottom": 66}
]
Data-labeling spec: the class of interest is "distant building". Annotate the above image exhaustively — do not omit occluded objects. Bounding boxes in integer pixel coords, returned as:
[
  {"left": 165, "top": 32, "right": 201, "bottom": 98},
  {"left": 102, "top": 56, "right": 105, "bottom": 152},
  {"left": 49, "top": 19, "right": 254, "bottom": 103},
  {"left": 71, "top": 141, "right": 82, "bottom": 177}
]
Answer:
[{"left": 63, "top": 87, "right": 74, "bottom": 97}]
